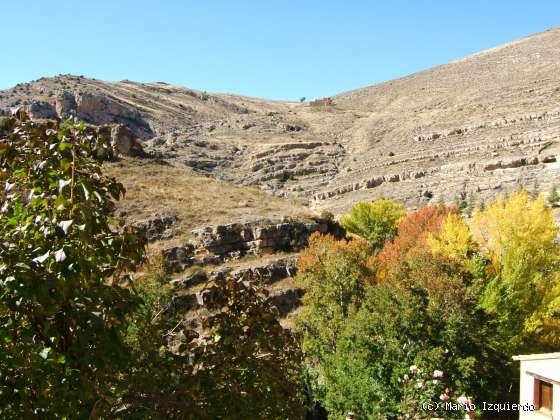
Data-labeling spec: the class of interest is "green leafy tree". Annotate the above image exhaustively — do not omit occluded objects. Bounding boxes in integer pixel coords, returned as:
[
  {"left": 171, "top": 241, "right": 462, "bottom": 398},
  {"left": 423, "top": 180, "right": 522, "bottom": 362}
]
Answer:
[
  {"left": 318, "top": 256, "right": 509, "bottom": 419},
  {"left": 0, "top": 112, "right": 145, "bottom": 417},
  {"left": 340, "top": 199, "right": 405, "bottom": 250},
  {"left": 294, "top": 233, "right": 375, "bottom": 364}
]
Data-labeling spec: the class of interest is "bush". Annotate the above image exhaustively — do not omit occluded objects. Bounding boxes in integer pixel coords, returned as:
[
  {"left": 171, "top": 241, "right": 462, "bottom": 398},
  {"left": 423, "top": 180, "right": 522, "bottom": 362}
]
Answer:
[
  {"left": 119, "top": 260, "right": 306, "bottom": 419},
  {"left": 548, "top": 184, "right": 560, "bottom": 207}
]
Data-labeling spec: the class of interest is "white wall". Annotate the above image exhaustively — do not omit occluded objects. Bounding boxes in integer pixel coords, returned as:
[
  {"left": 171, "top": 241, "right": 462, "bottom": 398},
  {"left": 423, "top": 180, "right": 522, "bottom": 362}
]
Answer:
[{"left": 518, "top": 358, "right": 560, "bottom": 419}]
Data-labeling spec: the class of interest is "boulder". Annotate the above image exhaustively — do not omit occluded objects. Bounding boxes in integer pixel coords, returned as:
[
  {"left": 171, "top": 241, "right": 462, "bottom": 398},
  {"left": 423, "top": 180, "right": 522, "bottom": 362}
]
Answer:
[
  {"left": 136, "top": 213, "right": 178, "bottom": 242},
  {"left": 111, "top": 125, "right": 134, "bottom": 155}
]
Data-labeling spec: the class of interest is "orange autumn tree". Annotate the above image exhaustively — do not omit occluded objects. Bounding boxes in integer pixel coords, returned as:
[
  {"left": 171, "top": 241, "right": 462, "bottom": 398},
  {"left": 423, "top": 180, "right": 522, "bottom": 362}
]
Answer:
[{"left": 376, "top": 205, "right": 456, "bottom": 279}]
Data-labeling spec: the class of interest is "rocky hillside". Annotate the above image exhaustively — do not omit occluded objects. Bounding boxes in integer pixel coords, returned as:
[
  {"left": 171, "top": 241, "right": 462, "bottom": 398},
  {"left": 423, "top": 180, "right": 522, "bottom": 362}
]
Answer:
[
  {"left": 3, "top": 28, "right": 560, "bottom": 322},
  {"left": 3, "top": 29, "right": 560, "bottom": 216}
]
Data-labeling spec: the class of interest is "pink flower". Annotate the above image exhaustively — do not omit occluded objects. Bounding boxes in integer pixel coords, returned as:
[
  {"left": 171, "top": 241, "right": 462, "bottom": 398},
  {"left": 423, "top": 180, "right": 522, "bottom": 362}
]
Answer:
[
  {"left": 433, "top": 369, "right": 444, "bottom": 378},
  {"left": 415, "top": 381, "right": 424, "bottom": 389},
  {"left": 409, "top": 365, "right": 419, "bottom": 374},
  {"left": 439, "top": 393, "right": 450, "bottom": 401}
]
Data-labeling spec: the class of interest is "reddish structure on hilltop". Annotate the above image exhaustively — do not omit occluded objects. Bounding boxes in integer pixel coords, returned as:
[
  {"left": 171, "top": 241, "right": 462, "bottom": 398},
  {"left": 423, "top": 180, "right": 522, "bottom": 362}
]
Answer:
[{"left": 309, "top": 97, "right": 334, "bottom": 107}]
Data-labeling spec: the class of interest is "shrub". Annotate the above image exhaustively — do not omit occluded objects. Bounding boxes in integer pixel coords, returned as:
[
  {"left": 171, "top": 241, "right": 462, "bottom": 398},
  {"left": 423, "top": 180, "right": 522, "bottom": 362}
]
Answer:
[
  {"left": 120, "top": 262, "right": 306, "bottom": 419},
  {"left": 547, "top": 184, "right": 560, "bottom": 207}
]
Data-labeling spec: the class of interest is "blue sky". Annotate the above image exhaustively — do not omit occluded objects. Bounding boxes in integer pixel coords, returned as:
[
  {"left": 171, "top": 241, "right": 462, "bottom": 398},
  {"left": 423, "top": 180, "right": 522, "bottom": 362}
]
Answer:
[{"left": 2, "top": 1, "right": 559, "bottom": 100}]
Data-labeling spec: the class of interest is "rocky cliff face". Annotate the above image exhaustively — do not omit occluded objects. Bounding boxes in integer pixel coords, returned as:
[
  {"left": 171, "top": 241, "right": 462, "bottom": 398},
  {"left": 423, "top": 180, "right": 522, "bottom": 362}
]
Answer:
[
  {"left": 163, "top": 217, "right": 343, "bottom": 272},
  {"left": 158, "top": 217, "right": 343, "bottom": 324}
]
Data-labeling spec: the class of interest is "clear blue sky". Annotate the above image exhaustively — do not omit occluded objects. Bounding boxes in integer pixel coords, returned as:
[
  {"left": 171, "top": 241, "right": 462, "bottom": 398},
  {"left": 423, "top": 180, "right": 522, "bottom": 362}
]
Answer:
[{"left": 2, "top": 1, "right": 559, "bottom": 100}]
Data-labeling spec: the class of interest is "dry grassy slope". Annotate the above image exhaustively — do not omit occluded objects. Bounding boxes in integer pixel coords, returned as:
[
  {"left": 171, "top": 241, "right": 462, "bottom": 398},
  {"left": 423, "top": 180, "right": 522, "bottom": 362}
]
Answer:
[{"left": 103, "top": 159, "right": 310, "bottom": 251}]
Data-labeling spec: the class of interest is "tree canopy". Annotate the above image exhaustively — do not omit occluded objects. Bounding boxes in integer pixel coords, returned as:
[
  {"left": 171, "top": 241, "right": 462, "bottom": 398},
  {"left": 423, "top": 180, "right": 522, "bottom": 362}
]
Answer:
[{"left": 0, "top": 112, "right": 145, "bottom": 417}]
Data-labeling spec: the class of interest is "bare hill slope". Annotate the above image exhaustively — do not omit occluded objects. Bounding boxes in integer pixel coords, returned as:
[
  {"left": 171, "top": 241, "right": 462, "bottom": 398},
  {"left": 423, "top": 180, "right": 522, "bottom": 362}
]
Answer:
[{"left": 3, "top": 28, "right": 560, "bottom": 218}]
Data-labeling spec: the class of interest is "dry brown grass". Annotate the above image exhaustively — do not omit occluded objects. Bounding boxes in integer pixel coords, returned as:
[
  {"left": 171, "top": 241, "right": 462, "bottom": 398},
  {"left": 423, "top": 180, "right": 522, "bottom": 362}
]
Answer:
[{"left": 103, "top": 157, "right": 311, "bottom": 250}]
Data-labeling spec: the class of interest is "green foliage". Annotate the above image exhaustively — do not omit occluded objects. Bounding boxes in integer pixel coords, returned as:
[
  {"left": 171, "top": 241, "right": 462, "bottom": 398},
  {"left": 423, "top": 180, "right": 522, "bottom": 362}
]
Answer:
[
  {"left": 192, "top": 277, "right": 305, "bottom": 419},
  {"left": 295, "top": 233, "right": 375, "bottom": 363},
  {"left": 0, "top": 113, "right": 145, "bottom": 417},
  {"left": 340, "top": 199, "right": 405, "bottom": 250},
  {"left": 115, "top": 255, "right": 184, "bottom": 418},
  {"left": 316, "top": 256, "right": 510, "bottom": 418}
]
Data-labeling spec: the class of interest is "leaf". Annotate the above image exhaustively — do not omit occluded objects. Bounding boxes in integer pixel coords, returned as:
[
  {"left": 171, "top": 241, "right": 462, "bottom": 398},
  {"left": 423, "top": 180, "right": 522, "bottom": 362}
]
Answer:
[
  {"left": 58, "top": 179, "right": 72, "bottom": 192},
  {"left": 82, "top": 183, "right": 90, "bottom": 201},
  {"left": 58, "top": 220, "right": 73, "bottom": 235},
  {"left": 4, "top": 181, "right": 14, "bottom": 192},
  {"left": 55, "top": 195, "right": 68, "bottom": 211},
  {"left": 54, "top": 249, "right": 67, "bottom": 263},
  {"left": 58, "top": 142, "right": 72, "bottom": 151},
  {"left": 39, "top": 347, "right": 51, "bottom": 360},
  {"left": 32, "top": 251, "right": 50, "bottom": 264}
]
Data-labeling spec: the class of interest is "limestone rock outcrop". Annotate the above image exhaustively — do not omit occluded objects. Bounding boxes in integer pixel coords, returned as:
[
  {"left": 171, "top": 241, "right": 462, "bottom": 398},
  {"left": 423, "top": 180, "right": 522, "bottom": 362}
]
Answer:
[
  {"left": 163, "top": 217, "right": 343, "bottom": 272},
  {"left": 171, "top": 255, "right": 303, "bottom": 320},
  {"left": 55, "top": 91, "right": 77, "bottom": 119},
  {"left": 25, "top": 100, "right": 57, "bottom": 119},
  {"left": 74, "top": 92, "right": 153, "bottom": 139}
]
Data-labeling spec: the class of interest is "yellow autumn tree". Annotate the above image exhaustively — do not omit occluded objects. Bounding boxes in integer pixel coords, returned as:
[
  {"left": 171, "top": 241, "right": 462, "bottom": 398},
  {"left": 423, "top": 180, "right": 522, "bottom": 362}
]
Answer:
[
  {"left": 426, "top": 212, "right": 475, "bottom": 264},
  {"left": 525, "top": 278, "right": 560, "bottom": 350},
  {"left": 471, "top": 189, "right": 557, "bottom": 270},
  {"left": 470, "top": 190, "right": 560, "bottom": 352}
]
